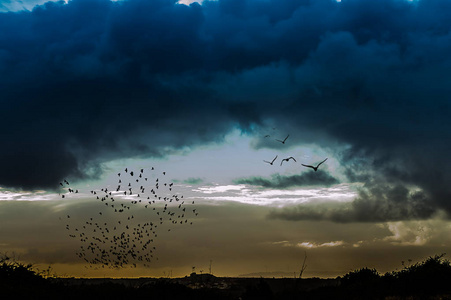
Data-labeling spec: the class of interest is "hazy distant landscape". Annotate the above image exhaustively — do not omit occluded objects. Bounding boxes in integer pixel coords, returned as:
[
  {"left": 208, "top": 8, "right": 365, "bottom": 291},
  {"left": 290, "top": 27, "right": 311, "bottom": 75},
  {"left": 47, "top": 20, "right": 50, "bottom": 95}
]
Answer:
[{"left": 3, "top": 253, "right": 451, "bottom": 299}]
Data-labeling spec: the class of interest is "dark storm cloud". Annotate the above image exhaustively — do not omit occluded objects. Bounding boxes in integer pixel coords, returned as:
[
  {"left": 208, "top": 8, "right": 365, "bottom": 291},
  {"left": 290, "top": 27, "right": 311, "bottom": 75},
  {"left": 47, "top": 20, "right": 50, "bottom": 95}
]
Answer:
[
  {"left": 0, "top": 0, "right": 229, "bottom": 189},
  {"left": 234, "top": 170, "right": 339, "bottom": 188},
  {"left": 182, "top": 177, "right": 204, "bottom": 185},
  {"left": 173, "top": 177, "right": 204, "bottom": 184},
  {"left": 1, "top": 0, "right": 451, "bottom": 227},
  {"left": 268, "top": 182, "right": 437, "bottom": 223}
]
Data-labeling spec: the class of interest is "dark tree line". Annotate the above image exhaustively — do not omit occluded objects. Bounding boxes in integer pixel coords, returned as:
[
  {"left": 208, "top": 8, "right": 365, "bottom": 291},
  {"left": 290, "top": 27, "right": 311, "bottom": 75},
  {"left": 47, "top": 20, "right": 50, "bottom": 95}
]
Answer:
[{"left": 2, "top": 253, "right": 451, "bottom": 299}]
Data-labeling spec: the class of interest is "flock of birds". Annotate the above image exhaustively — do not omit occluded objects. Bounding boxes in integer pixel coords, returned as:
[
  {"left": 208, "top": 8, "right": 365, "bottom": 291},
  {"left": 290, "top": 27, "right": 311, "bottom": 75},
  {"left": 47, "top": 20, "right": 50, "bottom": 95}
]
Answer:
[
  {"left": 263, "top": 133, "right": 328, "bottom": 171},
  {"left": 58, "top": 130, "right": 326, "bottom": 270},
  {"left": 59, "top": 167, "right": 197, "bottom": 270}
]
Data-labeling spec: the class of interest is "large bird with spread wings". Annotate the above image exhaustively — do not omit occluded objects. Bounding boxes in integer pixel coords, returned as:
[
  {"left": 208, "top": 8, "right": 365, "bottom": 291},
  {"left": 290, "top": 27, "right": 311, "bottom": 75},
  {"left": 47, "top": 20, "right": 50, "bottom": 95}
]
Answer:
[
  {"left": 301, "top": 158, "right": 328, "bottom": 171},
  {"left": 263, "top": 155, "right": 278, "bottom": 165},
  {"left": 280, "top": 157, "right": 296, "bottom": 166},
  {"left": 276, "top": 134, "right": 289, "bottom": 144}
]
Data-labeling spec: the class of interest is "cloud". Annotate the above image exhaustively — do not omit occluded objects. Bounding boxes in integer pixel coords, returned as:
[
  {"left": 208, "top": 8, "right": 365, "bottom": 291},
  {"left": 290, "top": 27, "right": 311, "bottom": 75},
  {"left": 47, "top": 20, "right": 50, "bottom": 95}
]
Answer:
[
  {"left": 194, "top": 184, "right": 247, "bottom": 194},
  {"left": 234, "top": 170, "right": 340, "bottom": 188},
  {"left": 381, "top": 217, "right": 451, "bottom": 247},
  {"left": 0, "top": 189, "right": 54, "bottom": 201},
  {"left": 383, "top": 222, "right": 432, "bottom": 247},
  {"left": 268, "top": 182, "right": 440, "bottom": 223},
  {"left": 297, "top": 241, "right": 345, "bottom": 248},
  {"left": 0, "top": 0, "right": 48, "bottom": 12},
  {"left": 273, "top": 240, "right": 345, "bottom": 248},
  {"left": 0, "top": 0, "right": 450, "bottom": 226},
  {"left": 181, "top": 177, "right": 204, "bottom": 185},
  {"left": 0, "top": 0, "right": 231, "bottom": 190}
]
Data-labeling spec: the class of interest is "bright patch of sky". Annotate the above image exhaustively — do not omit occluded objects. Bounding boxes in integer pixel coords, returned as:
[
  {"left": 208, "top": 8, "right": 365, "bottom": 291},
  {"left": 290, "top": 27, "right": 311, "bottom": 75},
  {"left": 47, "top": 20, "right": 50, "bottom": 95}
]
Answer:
[
  {"left": 76, "top": 128, "right": 341, "bottom": 185},
  {"left": 0, "top": 188, "right": 53, "bottom": 201},
  {"left": 297, "top": 240, "right": 345, "bottom": 248},
  {"left": 177, "top": 0, "right": 203, "bottom": 5},
  {"left": 273, "top": 240, "right": 346, "bottom": 248},
  {"left": 1, "top": 129, "right": 354, "bottom": 207},
  {"left": 192, "top": 183, "right": 357, "bottom": 207}
]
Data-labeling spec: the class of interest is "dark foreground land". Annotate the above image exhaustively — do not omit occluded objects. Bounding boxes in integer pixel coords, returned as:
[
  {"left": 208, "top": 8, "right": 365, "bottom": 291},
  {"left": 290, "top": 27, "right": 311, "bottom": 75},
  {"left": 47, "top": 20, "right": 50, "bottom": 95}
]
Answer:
[{"left": 2, "top": 254, "right": 451, "bottom": 299}]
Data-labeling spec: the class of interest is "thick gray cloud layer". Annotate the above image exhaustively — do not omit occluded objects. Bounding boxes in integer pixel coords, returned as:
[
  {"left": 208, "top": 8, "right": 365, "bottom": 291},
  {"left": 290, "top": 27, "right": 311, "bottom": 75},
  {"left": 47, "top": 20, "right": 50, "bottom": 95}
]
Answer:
[
  {"left": 268, "top": 183, "right": 436, "bottom": 223},
  {"left": 1, "top": 0, "right": 451, "bottom": 222},
  {"left": 234, "top": 170, "right": 339, "bottom": 188}
]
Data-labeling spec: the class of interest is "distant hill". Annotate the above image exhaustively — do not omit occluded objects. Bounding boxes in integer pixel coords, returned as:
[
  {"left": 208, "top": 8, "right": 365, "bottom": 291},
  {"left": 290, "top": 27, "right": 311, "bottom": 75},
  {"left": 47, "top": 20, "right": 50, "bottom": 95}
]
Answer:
[{"left": 239, "top": 271, "right": 298, "bottom": 278}]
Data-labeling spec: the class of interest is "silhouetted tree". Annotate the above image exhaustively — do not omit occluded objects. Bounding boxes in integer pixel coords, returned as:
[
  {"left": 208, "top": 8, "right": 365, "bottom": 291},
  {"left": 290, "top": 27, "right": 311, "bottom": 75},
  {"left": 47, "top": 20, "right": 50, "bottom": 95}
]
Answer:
[
  {"left": 390, "top": 253, "right": 451, "bottom": 296},
  {"left": 340, "top": 267, "right": 382, "bottom": 299}
]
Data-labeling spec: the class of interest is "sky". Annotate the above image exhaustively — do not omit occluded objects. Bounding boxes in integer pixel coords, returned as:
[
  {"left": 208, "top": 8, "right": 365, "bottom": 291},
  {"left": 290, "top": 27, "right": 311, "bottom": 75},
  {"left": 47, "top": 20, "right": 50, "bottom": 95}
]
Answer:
[{"left": 1, "top": 0, "right": 451, "bottom": 279}]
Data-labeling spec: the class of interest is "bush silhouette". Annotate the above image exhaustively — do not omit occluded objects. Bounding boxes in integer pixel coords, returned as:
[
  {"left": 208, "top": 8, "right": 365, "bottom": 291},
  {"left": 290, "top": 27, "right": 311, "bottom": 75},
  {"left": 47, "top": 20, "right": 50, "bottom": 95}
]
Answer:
[
  {"left": 342, "top": 267, "right": 380, "bottom": 285},
  {"left": 391, "top": 253, "right": 451, "bottom": 296},
  {"left": 340, "top": 268, "right": 382, "bottom": 299},
  {"left": 338, "top": 254, "right": 451, "bottom": 299},
  {"left": 0, "top": 252, "right": 51, "bottom": 297},
  {"left": 0, "top": 253, "right": 46, "bottom": 284}
]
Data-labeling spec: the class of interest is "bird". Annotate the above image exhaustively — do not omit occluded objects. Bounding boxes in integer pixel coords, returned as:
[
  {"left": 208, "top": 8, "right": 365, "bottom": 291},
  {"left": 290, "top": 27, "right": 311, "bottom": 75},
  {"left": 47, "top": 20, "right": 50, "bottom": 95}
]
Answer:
[
  {"left": 263, "top": 155, "right": 278, "bottom": 165},
  {"left": 301, "top": 158, "right": 328, "bottom": 171},
  {"left": 280, "top": 156, "right": 296, "bottom": 166},
  {"left": 276, "top": 134, "right": 289, "bottom": 144}
]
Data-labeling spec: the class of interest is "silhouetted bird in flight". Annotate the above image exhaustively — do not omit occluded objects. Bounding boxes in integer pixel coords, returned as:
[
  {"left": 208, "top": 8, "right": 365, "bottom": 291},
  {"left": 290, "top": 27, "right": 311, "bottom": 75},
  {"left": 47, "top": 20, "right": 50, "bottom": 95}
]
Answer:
[
  {"left": 280, "top": 157, "right": 296, "bottom": 166},
  {"left": 301, "top": 158, "right": 328, "bottom": 171},
  {"left": 264, "top": 155, "right": 278, "bottom": 165},
  {"left": 276, "top": 134, "right": 289, "bottom": 144}
]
